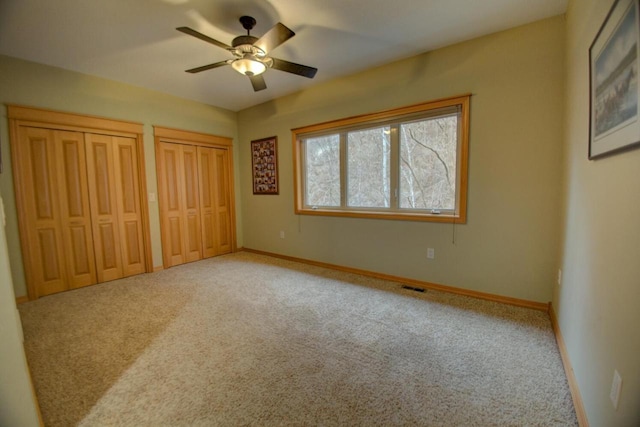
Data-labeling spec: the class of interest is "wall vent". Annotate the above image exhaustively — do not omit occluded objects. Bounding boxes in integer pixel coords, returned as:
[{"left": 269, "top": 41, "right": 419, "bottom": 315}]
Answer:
[{"left": 401, "top": 285, "right": 425, "bottom": 293}]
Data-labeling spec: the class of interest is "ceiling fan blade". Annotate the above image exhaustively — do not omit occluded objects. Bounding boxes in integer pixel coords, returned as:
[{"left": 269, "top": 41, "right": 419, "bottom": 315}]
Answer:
[
  {"left": 177, "top": 27, "right": 232, "bottom": 50},
  {"left": 248, "top": 74, "right": 267, "bottom": 92},
  {"left": 185, "top": 60, "right": 230, "bottom": 74},
  {"left": 254, "top": 23, "right": 295, "bottom": 54},
  {"left": 270, "top": 58, "right": 317, "bottom": 78}
]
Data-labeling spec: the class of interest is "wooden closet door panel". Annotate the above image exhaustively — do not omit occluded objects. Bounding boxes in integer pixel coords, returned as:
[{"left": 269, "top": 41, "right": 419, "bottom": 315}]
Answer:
[
  {"left": 113, "top": 137, "right": 145, "bottom": 277},
  {"left": 54, "top": 131, "right": 97, "bottom": 289},
  {"left": 157, "top": 136, "right": 235, "bottom": 268},
  {"left": 86, "top": 133, "right": 123, "bottom": 282},
  {"left": 181, "top": 145, "right": 202, "bottom": 263},
  {"left": 18, "top": 127, "right": 67, "bottom": 296},
  {"left": 197, "top": 147, "right": 216, "bottom": 258},
  {"left": 158, "top": 142, "right": 185, "bottom": 267},
  {"left": 214, "top": 149, "right": 233, "bottom": 254}
]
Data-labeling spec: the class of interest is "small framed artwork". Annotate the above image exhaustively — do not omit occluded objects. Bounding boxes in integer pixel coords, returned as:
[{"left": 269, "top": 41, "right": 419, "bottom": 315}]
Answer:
[
  {"left": 589, "top": 0, "right": 640, "bottom": 159},
  {"left": 251, "top": 136, "right": 279, "bottom": 194}
]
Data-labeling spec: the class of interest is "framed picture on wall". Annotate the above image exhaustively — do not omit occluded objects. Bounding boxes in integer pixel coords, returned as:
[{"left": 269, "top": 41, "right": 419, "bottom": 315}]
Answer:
[
  {"left": 251, "top": 136, "right": 279, "bottom": 194},
  {"left": 589, "top": 0, "right": 640, "bottom": 159}
]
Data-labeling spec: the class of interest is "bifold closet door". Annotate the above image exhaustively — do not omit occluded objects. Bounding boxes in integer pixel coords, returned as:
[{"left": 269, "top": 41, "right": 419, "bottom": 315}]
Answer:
[
  {"left": 157, "top": 142, "right": 202, "bottom": 267},
  {"left": 85, "top": 134, "right": 145, "bottom": 282},
  {"left": 14, "top": 127, "right": 97, "bottom": 297},
  {"left": 55, "top": 131, "right": 98, "bottom": 289},
  {"left": 112, "top": 137, "right": 146, "bottom": 277},
  {"left": 213, "top": 148, "right": 233, "bottom": 254},
  {"left": 10, "top": 106, "right": 150, "bottom": 300},
  {"left": 198, "top": 147, "right": 233, "bottom": 256},
  {"left": 181, "top": 145, "right": 202, "bottom": 263},
  {"left": 86, "top": 134, "right": 124, "bottom": 282},
  {"left": 197, "top": 147, "right": 217, "bottom": 259}
]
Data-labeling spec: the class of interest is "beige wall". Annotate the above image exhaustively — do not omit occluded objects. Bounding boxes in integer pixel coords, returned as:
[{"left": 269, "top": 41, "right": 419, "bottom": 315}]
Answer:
[
  {"left": 557, "top": 0, "right": 640, "bottom": 425},
  {"left": 0, "top": 195, "right": 40, "bottom": 426},
  {"left": 0, "top": 54, "right": 241, "bottom": 297},
  {"left": 237, "top": 16, "right": 565, "bottom": 303}
]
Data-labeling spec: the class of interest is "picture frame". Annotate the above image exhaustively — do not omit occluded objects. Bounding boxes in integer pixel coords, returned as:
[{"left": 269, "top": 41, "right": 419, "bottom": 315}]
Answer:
[
  {"left": 251, "top": 136, "right": 279, "bottom": 194},
  {"left": 589, "top": 0, "right": 640, "bottom": 159}
]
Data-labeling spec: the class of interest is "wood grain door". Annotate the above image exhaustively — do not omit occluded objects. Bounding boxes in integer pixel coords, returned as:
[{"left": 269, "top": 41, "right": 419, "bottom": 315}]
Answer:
[
  {"left": 197, "top": 147, "right": 217, "bottom": 258},
  {"left": 213, "top": 148, "right": 233, "bottom": 255},
  {"left": 54, "top": 131, "right": 97, "bottom": 289},
  {"left": 157, "top": 142, "right": 202, "bottom": 267},
  {"left": 197, "top": 146, "right": 232, "bottom": 257},
  {"left": 181, "top": 145, "right": 202, "bottom": 263},
  {"left": 9, "top": 106, "right": 150, "bottom": 299},
  {"left": 157, "top": 139, "right": 233, "bottom": 268},
  {"left": 15, "top": 127, "right": 68, "bottom": 297},
  {"left": 112, "top": 137, "right": 145, "bottom": 277},
  {"left": 157, "top": 142, "right": 185, "bottom": 267},
  {"left": 85, "top": 133, "right": 124, "bottom": 282}
]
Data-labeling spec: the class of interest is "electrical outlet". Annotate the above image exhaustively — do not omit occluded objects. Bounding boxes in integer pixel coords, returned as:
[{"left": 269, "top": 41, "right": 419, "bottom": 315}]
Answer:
[
  {"left": 557, "top": 269, "right": 562, "bottom": 285},
  {"left": 279, "top": 230, "right": 285, "bottom": 239},
  {"left": 427, "top": 248, "right": 435, "bottom": 259},
  {"left": 610, "top": 369, "right": 622, "bottom": 410}
]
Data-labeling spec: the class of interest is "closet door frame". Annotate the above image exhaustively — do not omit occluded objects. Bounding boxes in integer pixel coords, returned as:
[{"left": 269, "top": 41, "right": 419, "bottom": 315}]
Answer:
[
  {"left": 154, "top": 126, "right": 236, "bottom": 268},
  {"left": 8, "top": 105, "right": 153, "bottom": 300}
]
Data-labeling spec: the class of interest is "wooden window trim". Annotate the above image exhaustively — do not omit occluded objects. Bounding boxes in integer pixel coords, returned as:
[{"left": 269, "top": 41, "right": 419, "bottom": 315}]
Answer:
[{"left": 292, "top": 94, "right": 470, "bottom": 223}]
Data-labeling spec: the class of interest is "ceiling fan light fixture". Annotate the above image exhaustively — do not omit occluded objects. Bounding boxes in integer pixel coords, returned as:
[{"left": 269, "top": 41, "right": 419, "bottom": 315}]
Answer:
[
  {"left": 231, "top": 56, "right": 266, "bottom": 76},
  {"left": 178, "top": 16, "right": 317, "bottom": 92}
]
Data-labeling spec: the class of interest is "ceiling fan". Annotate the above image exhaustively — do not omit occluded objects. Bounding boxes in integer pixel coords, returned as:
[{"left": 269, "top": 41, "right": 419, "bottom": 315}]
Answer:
[{"left": 177, "top": 16, "right": 318, "bottom": 92}]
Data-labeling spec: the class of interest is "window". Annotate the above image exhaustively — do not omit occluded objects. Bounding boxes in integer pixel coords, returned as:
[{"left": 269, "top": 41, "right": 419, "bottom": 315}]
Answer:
[{"left": 293, "top": 95, "right": 470, "bottom": 222}]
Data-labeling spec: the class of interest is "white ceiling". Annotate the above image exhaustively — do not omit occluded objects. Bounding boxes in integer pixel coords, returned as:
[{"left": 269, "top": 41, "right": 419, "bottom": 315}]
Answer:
[{"left": 0, "top": 0, "right": 567, "bottom": 112}]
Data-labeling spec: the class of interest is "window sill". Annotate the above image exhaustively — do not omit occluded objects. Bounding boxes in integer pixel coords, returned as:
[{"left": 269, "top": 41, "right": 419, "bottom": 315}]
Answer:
[{"left": 295, "top": 207, "right": 466, "bottom": 223}]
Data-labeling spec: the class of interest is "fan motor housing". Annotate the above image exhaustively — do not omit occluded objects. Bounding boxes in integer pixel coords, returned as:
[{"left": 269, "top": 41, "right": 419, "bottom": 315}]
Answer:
[{"left": 232, "top": 35, "right": 258, "bottom": 48}]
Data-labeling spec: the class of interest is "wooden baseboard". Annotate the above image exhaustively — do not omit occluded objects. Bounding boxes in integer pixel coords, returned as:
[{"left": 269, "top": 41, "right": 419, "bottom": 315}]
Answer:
[
  {"left": 15, "top": 295, "right": 29, "bottom": 304},
  {"left": 153, "top": 265, "right": 164, "bottom": 272},
  {"left": 240, "top": 248, "right": 549, "bottom": 312},
  {"left": 549, "top": 303, "right": 589, "bottom": 427}
]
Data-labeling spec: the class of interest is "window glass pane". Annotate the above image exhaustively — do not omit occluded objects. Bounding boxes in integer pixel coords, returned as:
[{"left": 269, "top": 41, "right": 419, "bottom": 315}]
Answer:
[
  {"left": 305, "top": 135, "right": 341, "bottom": 207},
  {"left": 400, "top": 116, "right": 457, "bottom": 210},
  {"left": 347, "top": 127, "right": 391, "bottom": 208}
]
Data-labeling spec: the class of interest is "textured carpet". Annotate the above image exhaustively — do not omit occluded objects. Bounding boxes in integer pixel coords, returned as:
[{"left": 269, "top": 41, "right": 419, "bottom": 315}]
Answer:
[{"left": 19, "top": 252, "right": 577, "bottom": 426}]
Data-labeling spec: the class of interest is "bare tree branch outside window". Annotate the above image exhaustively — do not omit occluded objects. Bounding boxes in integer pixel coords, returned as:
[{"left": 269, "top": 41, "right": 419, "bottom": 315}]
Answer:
[
  {"left": 305, "top": 135, "right": 340, "bottom": 206},
  {"left": 347, "top": 127, "right": 390, "bottom": 208},
  {"left": 400, "top": 117, "right": 457, "bottom": 210}
]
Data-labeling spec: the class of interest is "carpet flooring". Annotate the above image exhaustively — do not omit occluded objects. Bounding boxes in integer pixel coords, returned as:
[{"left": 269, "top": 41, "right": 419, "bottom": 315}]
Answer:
[{"left": 19, "top": 252, "right": 577, "bottom": 426}]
